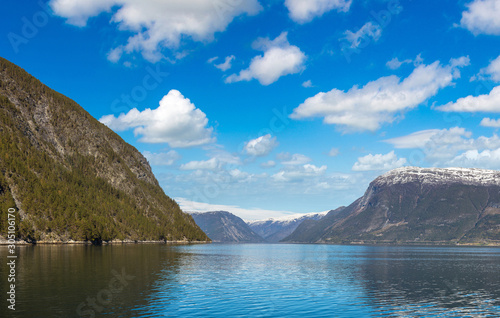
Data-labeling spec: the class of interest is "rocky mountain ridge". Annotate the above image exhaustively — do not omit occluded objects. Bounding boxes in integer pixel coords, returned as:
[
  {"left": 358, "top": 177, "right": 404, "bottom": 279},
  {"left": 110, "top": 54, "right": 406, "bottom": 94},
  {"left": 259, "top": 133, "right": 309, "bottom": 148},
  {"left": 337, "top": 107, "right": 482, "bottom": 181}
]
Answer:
[
  {"left": 284, "top": 167, "right": 500, "bottom": 245},
  {"left": 247, "top": 211, "right": 329, "bottom": 242},
  {"left": 375, "top": 167, "right": 500, "bottom": 187},
  {"left": 190, "top": 211, "right": 265, "bottom": 243}
]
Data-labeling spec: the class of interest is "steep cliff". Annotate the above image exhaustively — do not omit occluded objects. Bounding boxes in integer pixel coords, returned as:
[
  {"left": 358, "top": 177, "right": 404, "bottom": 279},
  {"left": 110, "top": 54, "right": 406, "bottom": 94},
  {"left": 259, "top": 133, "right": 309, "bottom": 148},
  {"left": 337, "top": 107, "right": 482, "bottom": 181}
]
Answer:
[
  {"left": 284, "top": 167, "right": 500, "bottom": 245},
  {"left": 191, "top": 211, "right": 265, "bottom": 243},
  {"left": 0, "top": 57, "right": 209, "bottom": 243}
]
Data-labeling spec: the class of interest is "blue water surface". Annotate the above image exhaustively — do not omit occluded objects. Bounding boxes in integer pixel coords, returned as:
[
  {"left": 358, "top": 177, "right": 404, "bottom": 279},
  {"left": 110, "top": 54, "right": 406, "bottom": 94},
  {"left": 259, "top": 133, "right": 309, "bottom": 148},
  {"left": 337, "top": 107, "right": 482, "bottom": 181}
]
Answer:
[{"left": 1, "top": 244, "right": 500, "bottom": 317}]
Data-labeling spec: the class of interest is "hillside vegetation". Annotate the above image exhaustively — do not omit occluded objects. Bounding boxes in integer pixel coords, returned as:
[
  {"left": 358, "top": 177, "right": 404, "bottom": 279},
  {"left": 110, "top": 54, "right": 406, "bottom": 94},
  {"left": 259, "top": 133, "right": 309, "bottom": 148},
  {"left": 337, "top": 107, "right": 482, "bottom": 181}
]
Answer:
[{"left": 0, "top": 57, "right": 209, "bottom": 243}]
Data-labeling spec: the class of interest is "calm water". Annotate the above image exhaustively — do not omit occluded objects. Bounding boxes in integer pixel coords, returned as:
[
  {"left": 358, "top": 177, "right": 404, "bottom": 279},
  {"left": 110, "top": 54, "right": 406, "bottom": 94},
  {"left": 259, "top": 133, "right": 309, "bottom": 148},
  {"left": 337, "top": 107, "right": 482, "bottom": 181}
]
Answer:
[{"left": 1, "top": 244, "right": 500, "bottom": 317}]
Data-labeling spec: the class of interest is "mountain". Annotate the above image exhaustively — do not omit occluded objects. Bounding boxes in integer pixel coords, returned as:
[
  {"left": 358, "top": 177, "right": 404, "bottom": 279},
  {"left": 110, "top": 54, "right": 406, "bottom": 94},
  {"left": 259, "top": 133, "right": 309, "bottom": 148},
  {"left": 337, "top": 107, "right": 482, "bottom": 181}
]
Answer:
[
  {"left": 284, "top": 167, "right": 500, "bottom": 245},
  {"left": 190, "top": 211, "right": 265, "bottom": 243},
  {"left": 247, "top": 211, "right": 331, "bottom": 242},
  {"left": 0, "top": 56, "right": 209, "bottom": 244}
]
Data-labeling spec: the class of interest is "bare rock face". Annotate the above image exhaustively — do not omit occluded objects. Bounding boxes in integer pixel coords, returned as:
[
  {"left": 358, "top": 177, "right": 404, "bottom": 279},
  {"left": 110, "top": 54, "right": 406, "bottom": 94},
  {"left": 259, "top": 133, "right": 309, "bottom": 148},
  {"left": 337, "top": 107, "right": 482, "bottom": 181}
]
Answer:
[
  {"left": 0, "top": 56, "right": 209, "bottom": 243},
  {"left": 284, "top": 167, "right": 500, "bottom": 245},
  {"left": 191, "top": 211, "right": 265, "bottom": 243}
]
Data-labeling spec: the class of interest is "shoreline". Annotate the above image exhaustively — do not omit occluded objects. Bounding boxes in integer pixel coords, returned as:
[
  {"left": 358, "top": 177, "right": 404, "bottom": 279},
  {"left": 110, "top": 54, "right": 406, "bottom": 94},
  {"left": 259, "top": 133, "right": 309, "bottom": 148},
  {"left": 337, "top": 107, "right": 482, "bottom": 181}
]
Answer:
[{"left": 0, "top": 239, "right": 212, "bottom": 246}]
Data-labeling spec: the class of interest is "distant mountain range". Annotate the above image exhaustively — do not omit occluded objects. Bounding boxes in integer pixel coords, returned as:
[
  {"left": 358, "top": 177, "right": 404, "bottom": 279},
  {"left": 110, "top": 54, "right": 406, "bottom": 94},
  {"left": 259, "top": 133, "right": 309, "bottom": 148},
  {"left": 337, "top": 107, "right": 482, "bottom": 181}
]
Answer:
[
  {"left": 190, "top": 211, "right": 329, "bottom": 243},
  {"left": 0, "top": 57, "right": 208, "bottom": 244},
  {"left": 190, "top": 211, "right": 265, "bottom": 243},
  {"left": 247, "top": 211, "right": 330, "bottom": 242},
  {"left": 283, "top": 167, "right": 500, "bottom": 245},
  {"left": 191, "top": 167, "right": 500, "bottom": 246}
]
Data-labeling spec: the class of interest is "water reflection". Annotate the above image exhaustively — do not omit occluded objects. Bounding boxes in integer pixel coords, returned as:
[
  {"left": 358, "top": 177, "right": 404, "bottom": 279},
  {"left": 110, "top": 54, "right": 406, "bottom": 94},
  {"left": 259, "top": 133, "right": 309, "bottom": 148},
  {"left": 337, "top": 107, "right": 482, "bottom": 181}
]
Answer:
[
  {"left": 0, "top": 244, "right": 187, "bottom": 318},
  {"left": 1, "top": 244, "right": 499, "bottom": 317},
  {"left": 356, "top": 246, "right": 500, "bottom": 316}
]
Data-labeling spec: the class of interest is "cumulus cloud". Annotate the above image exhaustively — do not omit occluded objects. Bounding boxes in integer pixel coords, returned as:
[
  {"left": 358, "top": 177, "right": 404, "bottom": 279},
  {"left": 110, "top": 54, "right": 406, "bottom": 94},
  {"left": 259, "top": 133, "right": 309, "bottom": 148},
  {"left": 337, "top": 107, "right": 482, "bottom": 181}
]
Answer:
[
  {"left": 484, "top": 55, "right": 500, "bottom": 82},
  {"left": 225, "top": 32, "right": 307, "bottom": 85},
  {"left": 342, "top": 22, "right": 382, "bottom": 49},
  {"left": 291, "top": 59, "right": 469, "bottom": 132},
  {"left": 281, "top": 153, "right": 311, "bottom": 165},
  {"left": 243, "top": 134, "right": 278, "bottom": 157},
  {"left": 143, "top": 150, "right": 180, "bottom": 166},
  {"left": 352, "top": 151, "right": 406, "bottom": 171},
  {"left": 284, "top": 0, "right": 352, "bottom": 23},
  {"left": 436, "top": 85, "right": 500, "bottom": 112},
  {"left": 459, "top": 0, "right": 500, "bottom": 35},
  {"left": 473, "top": 55, "right": 500, "bottom": 82},
  {"left": 50, "top": 0, "right": 262, "bottom": 62},
  {"left": 481, "top": 118, "right": 500, "bottom": 127},
  {"left": 272, "top": 164, "right": 327, "bottom": 182},
  {"left": 447, "top": 148, "right": 500, "bottom": 169},
  {"left": 99, "top": 89, "right": 215, "bottom": 148}
]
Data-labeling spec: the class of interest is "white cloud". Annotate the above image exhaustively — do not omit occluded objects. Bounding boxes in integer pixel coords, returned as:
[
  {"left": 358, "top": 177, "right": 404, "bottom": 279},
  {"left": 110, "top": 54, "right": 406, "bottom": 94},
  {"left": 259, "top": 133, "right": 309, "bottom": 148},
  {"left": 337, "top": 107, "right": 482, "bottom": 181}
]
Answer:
[
  {"left": 180, "top": 158, "right": 219, "bottom": 171},
  {"left": 214, "top": 55, "right": 235, "bottom": 71},
  {"left": 481, "top": 118, "right": 500, "bottom": 127},
  {"left": 460, "top": 0, "right": 500, "bottom": 35},
  {"left": 207, "top": 56, "right": 218, "bottom": 64},
  {"left": 447, "top": 148, "right": 500, "bottom": 169},
  {"left": 474, "top": 55, "right": 500, "bottom": 82},
  {"left": 276, "top": 152, "right": 292, "bottom": 161},
  {"left": 243, "top": 134, "right": 278, "bottom": 157},
  {"left": 384, "top": 127, "right": 500, "bottom": 164},
  {"left": 302, "top": 80, "right": 313, "bottom": 87},
  {"left": 281, "top": 153, "right": 311, "bottom": 165},
  {"left": 284, "top": 0, "right": 352, "bottom": 24},
  {"left": 352, "top": 151, "right": 406, "bottom": 171},
  {"left": 225, "top": 32, "right": 307, "bottom": 85},
  {"left": 260, "top": 160, "right": 277, "bottom": 168},
  {"left": 384, "top": 129, "right": 443, "bottom": 148},
  {"left": 328, "top": 147, "right": 340, "bottom": 157},
  {"left": 49, "top": 0, "right": 116, "bottom": 26},
  {"left": 291, "top": 59, "right": 468, "bottom": 132},
  {"left": 180, "top": 149, "right": 241, "bottom": 170},
  {"left": 99, "top": 89, "right": 215, "bottom": 148},
  {"left": 143, "top": 150, "right": 180, "bottom": 166},
  {"left": 272, "top": 164, "right": 327, "bottom": 182},
  {"left": 484, "top": 55, "right": 500, "bottom": 82},
  {"left": 177, "top": 198, "right": 299, "bottom": 221},
  {"left": 436, "top": 85, "right": 500, "bottom": 112},
  {"left": 50, "top": 0, "right": 262, "bottom": 62},
  {"left": 386, "top": 57, "right": 412, "bottom": 70},
  {"left": 228, "top": 169, "right": 253, "bottom": 183},
  {"left": 342, "top": 22, "right": 382, "bottom": 49},
  {"left": 165, "top": 165, "right": 368, "bottom": 215}
]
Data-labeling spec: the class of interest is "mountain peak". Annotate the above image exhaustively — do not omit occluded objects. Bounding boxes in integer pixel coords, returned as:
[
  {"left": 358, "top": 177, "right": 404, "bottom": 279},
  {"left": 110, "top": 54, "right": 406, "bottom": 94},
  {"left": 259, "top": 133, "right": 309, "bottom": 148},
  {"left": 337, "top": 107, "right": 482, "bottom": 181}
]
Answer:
[
  {"left": 375, "top": 166, "right": 500, "bottom": 187},
  {"left": 284, "top": 166, "right": 500, "bottom": 245}
]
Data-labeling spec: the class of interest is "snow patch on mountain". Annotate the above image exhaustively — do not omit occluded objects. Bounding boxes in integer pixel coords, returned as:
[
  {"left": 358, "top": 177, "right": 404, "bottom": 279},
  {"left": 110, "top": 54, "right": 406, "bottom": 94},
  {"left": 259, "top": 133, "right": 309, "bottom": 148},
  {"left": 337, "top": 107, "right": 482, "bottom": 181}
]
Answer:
[
  {"left": 375, "top": 167, "right": 500, "bottom": 187},
  {"left": 246, "top": 211, "right": 329, "bottom": 226}
]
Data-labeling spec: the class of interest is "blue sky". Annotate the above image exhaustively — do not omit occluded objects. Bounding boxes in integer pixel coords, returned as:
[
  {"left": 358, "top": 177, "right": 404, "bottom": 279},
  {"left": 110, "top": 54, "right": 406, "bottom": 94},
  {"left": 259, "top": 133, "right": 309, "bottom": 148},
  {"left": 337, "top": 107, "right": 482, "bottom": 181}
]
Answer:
[{"left": 2, "top": 0, "right": 500, "bottom": 220}]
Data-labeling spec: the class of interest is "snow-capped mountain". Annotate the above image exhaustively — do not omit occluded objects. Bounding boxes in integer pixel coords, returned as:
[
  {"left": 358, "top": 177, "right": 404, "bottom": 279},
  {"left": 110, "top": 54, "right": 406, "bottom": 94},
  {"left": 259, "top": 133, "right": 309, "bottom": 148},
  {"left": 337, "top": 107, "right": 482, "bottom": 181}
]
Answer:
[
  {"left": 285, "top": 167, "right": 500, "bottom": 245},
  {"left": 247, "top": 211, "right": 332, "bottom": 242},
  {"left": 375, "top": 167, "right": 500, "bottom": 187},
  {"left": 190, "top": 211, "right": 265, "bottom": 243}
]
